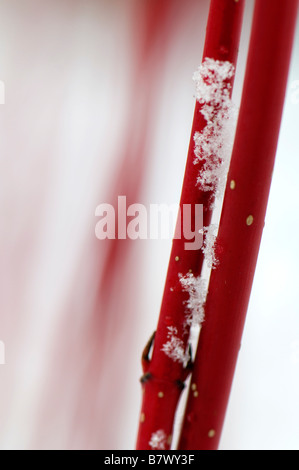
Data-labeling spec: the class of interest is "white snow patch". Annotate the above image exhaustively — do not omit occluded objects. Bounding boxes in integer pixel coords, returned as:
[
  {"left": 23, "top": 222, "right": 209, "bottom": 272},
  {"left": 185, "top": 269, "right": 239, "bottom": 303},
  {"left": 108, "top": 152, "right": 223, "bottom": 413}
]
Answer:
[
  {"left": 161, "top": 326, "right": 189, "bottom": 366},
  {"left": 193, "top": 58, "right": 237, "bottom": 200},
  {"left": 179, "top": 273, "right": 207, "bottom": 328},
  {"left": 149, "top": 429, "right": 168, "bottom": 450},
  {"left": 193, "top": 58, "right": 234, "bottom": 114},
  {"left": 200, "top": 224, "right": 219, "bottom": 269}
]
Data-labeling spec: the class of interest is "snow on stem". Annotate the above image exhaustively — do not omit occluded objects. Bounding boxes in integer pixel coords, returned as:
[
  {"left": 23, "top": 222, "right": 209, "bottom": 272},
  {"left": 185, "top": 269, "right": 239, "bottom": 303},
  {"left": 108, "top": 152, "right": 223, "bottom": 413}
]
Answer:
[
  {"left": 136, "top": 0, "right": 245, "bottom": 450},
  {"left": 177, "top": 0, "right": 299, "bottom": 451}
]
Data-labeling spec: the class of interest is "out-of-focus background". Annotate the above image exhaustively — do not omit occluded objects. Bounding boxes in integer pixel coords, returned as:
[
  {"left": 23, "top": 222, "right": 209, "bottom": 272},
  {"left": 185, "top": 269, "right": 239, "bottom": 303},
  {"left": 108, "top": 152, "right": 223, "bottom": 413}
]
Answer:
[{"left": 0, "top": 0, "right": 298, "bottom": 450}]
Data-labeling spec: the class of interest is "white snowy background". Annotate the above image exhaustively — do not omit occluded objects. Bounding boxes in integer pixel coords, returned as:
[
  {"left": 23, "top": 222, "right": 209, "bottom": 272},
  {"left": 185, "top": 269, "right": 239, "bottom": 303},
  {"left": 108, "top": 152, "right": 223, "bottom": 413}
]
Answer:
[{"left": 0, "top": 0, "right": 298, "bottom": 450}]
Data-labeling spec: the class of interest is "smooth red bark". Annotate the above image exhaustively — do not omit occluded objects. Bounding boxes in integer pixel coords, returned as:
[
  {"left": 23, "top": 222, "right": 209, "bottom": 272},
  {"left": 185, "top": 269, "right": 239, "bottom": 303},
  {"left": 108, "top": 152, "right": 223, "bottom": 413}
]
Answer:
[
  {"left": 136, "top": 0, "right": 245, "bottom": 450},
  {"left": 178, "top": 0, "right": 299, "bottom": 450}
]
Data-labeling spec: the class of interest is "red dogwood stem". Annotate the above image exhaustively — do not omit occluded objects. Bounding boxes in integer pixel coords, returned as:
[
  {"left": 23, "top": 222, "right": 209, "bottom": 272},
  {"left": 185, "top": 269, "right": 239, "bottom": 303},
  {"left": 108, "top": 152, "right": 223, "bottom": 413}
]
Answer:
[
  {"left": 136, "top": 0, "right": 245, "bottom": 451},
  {"left": 177, "top": 0, "right": 298, "bottom": 451}
]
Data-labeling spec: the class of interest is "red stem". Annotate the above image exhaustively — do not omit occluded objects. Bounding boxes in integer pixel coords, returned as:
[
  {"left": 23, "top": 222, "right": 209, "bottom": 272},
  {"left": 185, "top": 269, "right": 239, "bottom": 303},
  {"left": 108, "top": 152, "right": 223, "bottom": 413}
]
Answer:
[
  {"left": 177, "top": 0, "right": 299, "bottom": 451},
  {"left": 136, "top": 0, "right": 245, "bottom": 451}
]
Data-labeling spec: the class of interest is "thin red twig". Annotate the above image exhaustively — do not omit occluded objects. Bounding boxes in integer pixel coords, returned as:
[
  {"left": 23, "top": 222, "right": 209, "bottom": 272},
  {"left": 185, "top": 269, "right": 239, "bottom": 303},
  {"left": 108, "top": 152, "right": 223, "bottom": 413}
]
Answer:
[{"left": 136, "top": 0, "right": 245, "bottom": 451}]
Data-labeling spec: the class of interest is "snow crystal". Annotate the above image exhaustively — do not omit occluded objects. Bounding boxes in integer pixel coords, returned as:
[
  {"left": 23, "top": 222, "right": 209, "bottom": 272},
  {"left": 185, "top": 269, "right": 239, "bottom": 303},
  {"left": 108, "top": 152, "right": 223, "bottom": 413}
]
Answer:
[
  {"left": 200, "top": 224, "right": 219, "bottom": 269},
  {"left": 161, "top": 326, "right": 189, "bottom": 366},
  {"left": 193, "top": 58, "right": 237, "bottom": 199},
  {"left": 149, "top": 430, "right": 168, "bottom": 450},
  {"left": 193, "top": 58, "right": 234, "bottom": 112},
  {"left": 180, "top": 273, "right": 207, "bottom": 328}
]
